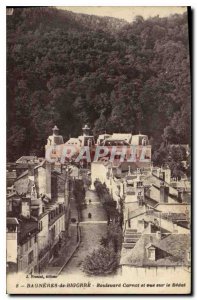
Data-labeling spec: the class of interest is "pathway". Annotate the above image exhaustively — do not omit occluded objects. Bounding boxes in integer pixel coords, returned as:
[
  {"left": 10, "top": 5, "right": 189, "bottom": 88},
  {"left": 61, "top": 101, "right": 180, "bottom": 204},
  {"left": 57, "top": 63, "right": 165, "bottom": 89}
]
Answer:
[{"left": 61, "top": 189, "right": 108, "bottom": 275}]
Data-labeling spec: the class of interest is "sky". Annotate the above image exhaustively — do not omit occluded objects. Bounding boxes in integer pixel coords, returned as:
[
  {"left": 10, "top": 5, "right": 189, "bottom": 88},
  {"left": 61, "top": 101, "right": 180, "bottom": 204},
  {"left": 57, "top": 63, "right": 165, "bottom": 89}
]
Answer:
[{"left": 57, "top": 6, "right": 187, "bottom": 22}]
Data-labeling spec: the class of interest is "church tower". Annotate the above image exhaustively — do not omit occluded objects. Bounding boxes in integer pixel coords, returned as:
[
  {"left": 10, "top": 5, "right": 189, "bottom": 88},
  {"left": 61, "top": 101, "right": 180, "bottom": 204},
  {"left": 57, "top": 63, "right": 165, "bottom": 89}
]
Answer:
[
  {"left": 45, "top": 125, "right": 64, "bottom": 161},
  {"left": 82, "top": 124, "right": 90, "bottom": 136},
  {"left": 79, "top": 124, "right": 95, "bottom": 147},
  {"left": 46, "top": 125, "right": 64, "bottom": 146}
]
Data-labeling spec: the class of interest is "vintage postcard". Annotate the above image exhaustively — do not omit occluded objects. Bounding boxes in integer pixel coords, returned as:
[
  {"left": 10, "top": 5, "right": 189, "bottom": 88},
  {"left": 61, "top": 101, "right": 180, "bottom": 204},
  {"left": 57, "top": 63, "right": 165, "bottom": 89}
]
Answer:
[{"left": 6, "top": 6, "right": 191, "bottom": 294}]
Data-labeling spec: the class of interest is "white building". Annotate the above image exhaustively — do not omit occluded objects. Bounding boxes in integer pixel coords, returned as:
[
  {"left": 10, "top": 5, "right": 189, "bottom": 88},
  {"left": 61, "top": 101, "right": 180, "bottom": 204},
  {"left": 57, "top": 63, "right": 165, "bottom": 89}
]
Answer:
[{"left": 7, "top": 217, "right": 38, "bottom": 274}]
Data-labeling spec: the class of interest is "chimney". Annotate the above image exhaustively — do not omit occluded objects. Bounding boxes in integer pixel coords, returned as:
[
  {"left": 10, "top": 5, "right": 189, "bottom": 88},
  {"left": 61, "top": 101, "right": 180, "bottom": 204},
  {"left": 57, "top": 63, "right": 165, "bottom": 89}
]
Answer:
[
  {"left": 148, "top": 222, "right": 152, "bottom": 233},
  {"left": 156, "top": 230, "right": 162, "bottom": 240},
  {"left": 160, "top": 186, "right": 169, "bottom": 203},
  {"left": 46, "top": 161, "right": 52, "bottom": 198},
  {"left": 138, "top": 219, "right": 146, "bottom": 232},
  {"left": 178, "top": 190, "right": 183, "bottom": 203},
  {"left": 173, "top": 223, "right": 178, "bottom": 233},
  {"left": 21, "top": 198, "right": 31, "bottom": 218},
  {"left": 28, "top": 162, "right": 35, "bottom": 181},
  {"left": 159, "top": 171, "right": 165, "bottom": 181}
]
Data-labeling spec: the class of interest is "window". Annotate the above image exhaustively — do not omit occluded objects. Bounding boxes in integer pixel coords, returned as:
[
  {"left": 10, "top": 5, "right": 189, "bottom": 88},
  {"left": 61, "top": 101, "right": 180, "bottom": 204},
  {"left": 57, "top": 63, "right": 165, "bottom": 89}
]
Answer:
[
  {"left": 29, "top": 238, "right": 32, "bottom": 248},
  {"left": 28, "top": 250, "right": 34, "bottom": 265},
  {"left": 25, "top": 242, "right": 28, "bottom": 251}
]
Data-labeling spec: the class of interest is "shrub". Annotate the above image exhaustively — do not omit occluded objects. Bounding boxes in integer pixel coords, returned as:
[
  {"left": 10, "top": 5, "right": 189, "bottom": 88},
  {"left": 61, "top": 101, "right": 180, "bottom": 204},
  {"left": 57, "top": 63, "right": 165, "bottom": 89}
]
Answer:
[
  {"left": 83, "top": 246, "right": 119, "bottom": 275},
  {"left": 100, "top": 223, "right": 123, "bottom": 252}
]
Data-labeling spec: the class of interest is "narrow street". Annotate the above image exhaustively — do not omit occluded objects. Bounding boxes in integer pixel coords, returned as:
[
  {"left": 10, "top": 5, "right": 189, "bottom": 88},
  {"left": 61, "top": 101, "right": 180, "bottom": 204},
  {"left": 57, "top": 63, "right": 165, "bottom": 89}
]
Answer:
[{"left": 61, "top": 189, "right": 108, "bottom": 275}]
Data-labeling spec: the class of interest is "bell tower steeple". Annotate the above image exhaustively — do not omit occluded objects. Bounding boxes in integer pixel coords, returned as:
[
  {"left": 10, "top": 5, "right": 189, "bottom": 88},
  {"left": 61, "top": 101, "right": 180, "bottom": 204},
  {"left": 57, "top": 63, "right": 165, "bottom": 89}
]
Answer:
[
  {"left": 52, "top": 125, "right": 59, "bottom": 136},
  {"left": 82, "top": 124, "right": 90, "bottom": 136}
]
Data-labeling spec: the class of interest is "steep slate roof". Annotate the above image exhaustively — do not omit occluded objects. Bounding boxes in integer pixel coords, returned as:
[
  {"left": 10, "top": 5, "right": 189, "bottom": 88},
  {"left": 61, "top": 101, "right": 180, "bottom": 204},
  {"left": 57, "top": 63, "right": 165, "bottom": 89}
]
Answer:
[
  {"left": 65, "top": 137, "right": 81, "bottom": 145},
  {"left": 34, "top": 159, "right": 46, "bottom": 170},
  {"left": 6, "top": 171, "right": 17, "bottom": 179},
  {"left": 16, "top": 156, "right": 37, "bottom": 164},
  {"left": 146, "top": 173, "right": 178, "bottom": 194},
  {"left": 144, "top": 195, "right": 159, "bottom": 207},
  {"left": 120, "top": 233, "right": 190, "bottom": 267},
  {"left": 7, "top": 192, "right": 18, "bottom": 199},
  {"left": 111, "top": 133, "right": 132, "bottom": 141},
  {"left": 15, "top": 170, "right": 28, "bottom": 181},
  {"left": 47, "top": 135, "right": 64, "bottom": 145},
  {"left": 154, "top": 203, "right": 190, "bottom": 214},
  {"left": 15, "top": 176, "right": 34, "bottom": 195},
  {"left": 97, "top": 133, "right": 111, "bottom": 139},
  {"left": 18, "top": 218, "right": 38, "bottom": 245},
  {"left": 127, "top": 206, "right": 146, "bottom": 220},
  {"left": 7, "top": 217, "right": 19, "bottom": 225}
]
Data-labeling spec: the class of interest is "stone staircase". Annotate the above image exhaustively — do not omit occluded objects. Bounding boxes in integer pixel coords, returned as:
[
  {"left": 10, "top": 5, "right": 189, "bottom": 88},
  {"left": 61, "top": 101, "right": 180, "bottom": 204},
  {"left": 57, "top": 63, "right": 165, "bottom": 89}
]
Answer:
[{"left": 122, "top": 229, "right": 141, "bottom": 249}]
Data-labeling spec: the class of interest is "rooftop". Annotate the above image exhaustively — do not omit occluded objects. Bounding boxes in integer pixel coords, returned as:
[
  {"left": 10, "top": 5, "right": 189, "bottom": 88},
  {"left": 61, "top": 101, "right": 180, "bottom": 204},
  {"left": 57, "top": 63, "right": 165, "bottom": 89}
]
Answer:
[
  {"left": 15, "top": 170, "right": 28, "bottom": 181},
  {"left": 120, "top": 233, "right": 190, "bottom": 267},
  {"left": 47, "top": 135, "right": 64, "bottom": 145},
  {"left": 65, "top": 137, "right": 81, "bottom": 144},
  {"left": 132, "top": 133, "right": 148, "bottom": 138},
  {"left": 111, "top": 133, "right": 132, "bottom": 139},
  {"left": 127, "top": 206, "right": 147, "bottom": 220},
  {"left": 14, "top": 176, "right": 34, "bottom": 195},
  {"left": 7, "top": 217, "right": 19, "bottom": 225},
  {"left": 7, "top": 192, "right": 18, "bottom": 199},
  {"left": 34, "top": 159, "right": 46, "bottom": 170},
  {"left": 155, "top": 203, "right": 190, "bottom": 214},
  {"left": 145, "top": 195, "right": 159, "bottom": 207},
  {"left": 97, "top": 133, "right": 111, "bottom": 138},
  {"left": 16, "top": 156, "right": 37, "bottom": 164},
  {"left": 18, "top": 217, "right": 38, "bottom": 245},
  {"left": 6, "top": 171, "right": 17, "bottom": 179}
]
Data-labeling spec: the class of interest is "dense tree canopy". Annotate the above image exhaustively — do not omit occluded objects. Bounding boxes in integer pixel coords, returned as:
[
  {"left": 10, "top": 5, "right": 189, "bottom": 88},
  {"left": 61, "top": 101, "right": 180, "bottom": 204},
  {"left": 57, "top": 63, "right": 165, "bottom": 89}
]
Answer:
[{"left": 7, "top": 7, "right": 191, "bottom": 164}]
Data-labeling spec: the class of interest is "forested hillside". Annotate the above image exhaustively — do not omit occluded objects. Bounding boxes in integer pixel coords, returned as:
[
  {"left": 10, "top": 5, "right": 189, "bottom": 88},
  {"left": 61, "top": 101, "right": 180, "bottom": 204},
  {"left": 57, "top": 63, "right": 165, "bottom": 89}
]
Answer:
[{"left": 7, "top": 7, "right": 191, "bottom": 173}]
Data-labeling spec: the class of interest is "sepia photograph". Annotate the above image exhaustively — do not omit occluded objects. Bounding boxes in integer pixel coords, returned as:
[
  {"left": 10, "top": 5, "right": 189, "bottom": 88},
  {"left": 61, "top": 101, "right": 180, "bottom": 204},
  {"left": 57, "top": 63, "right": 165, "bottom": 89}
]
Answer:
[{"left": 6, "top": 5, "right": 191, "bottom": 294}]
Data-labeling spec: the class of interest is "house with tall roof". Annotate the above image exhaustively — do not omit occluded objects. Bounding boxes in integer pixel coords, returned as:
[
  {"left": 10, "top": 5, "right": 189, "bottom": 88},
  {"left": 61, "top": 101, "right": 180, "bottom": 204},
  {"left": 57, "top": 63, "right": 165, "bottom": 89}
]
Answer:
[
  {"left": 64, "top": 124, "right": 96, "bottom": 149},
  {"left": 120, "top": 231, "right": 191, "bottom": 286},
  {"left": 7, "top": 153, "right": 71, "bottom": 274},
  {"left": 46, "top": 125, "right": 64, "bottom": 148},
  {"left": 7, "top": 216, "right": 39, "bottom": 274}
]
